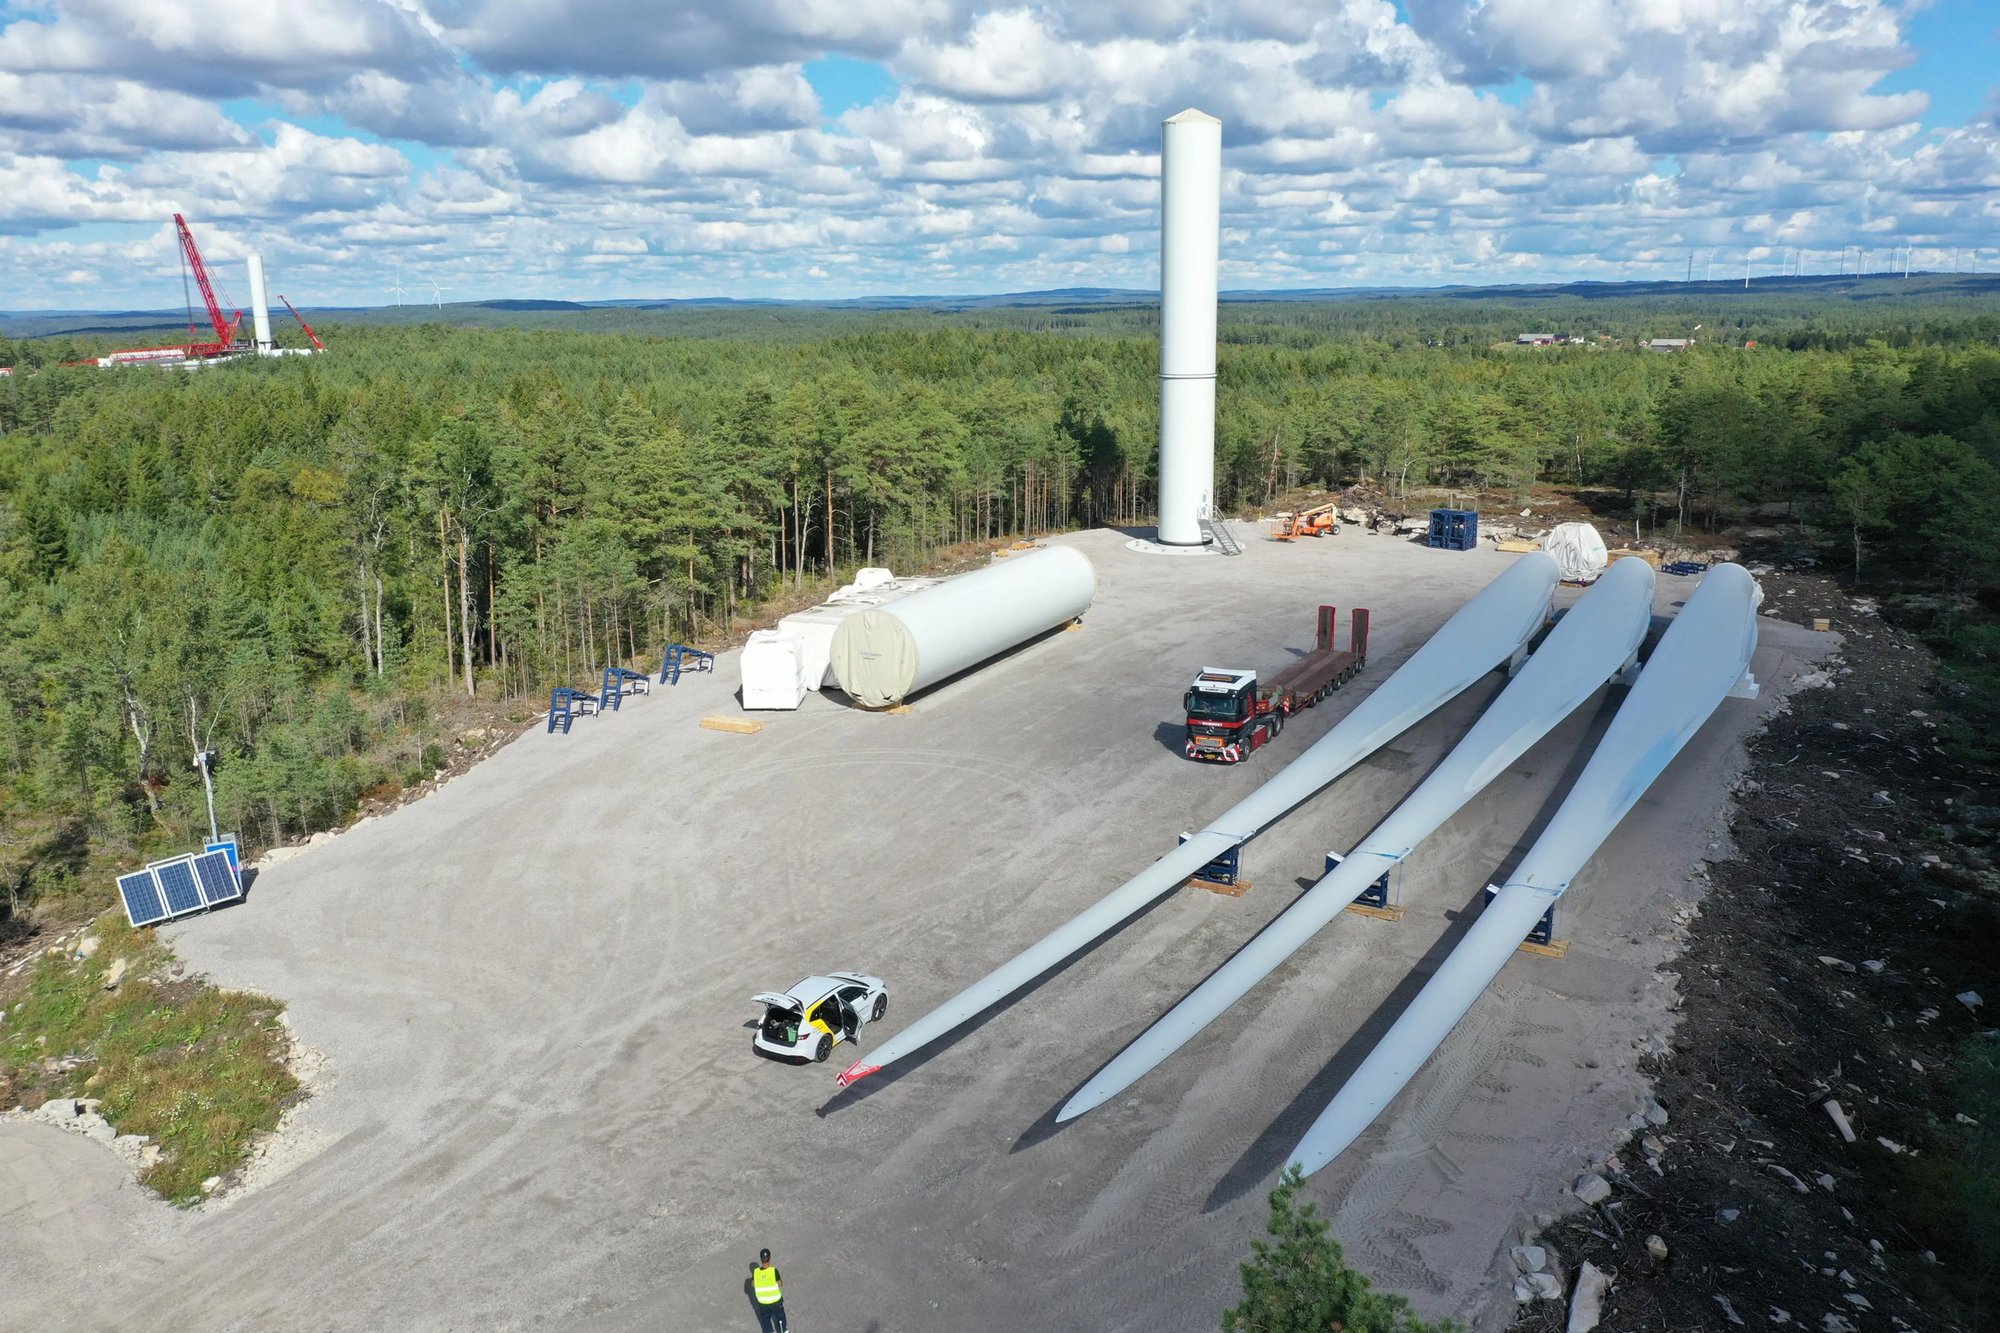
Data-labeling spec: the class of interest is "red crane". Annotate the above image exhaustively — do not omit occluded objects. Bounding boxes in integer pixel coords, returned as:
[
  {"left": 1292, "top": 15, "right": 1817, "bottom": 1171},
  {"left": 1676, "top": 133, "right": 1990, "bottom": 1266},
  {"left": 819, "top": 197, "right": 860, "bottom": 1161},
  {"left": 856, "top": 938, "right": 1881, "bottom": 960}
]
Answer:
[
  {"left": 279, "top": 295, "right": 324, "bottom": 351},
  {"left": 95, "top": 214, "right": 246, "bottom": 365},
  {"left": 174, "top": 213, "right": 241, "bottom": 357}
]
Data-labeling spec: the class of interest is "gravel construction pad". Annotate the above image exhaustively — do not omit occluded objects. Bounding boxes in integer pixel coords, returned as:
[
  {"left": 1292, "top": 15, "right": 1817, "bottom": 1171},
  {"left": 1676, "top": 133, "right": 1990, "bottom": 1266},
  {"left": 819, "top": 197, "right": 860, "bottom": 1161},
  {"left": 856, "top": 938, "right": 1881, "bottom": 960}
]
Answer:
[{"left": 0, "top": 528, "right": 1826, "bottom": 1332}]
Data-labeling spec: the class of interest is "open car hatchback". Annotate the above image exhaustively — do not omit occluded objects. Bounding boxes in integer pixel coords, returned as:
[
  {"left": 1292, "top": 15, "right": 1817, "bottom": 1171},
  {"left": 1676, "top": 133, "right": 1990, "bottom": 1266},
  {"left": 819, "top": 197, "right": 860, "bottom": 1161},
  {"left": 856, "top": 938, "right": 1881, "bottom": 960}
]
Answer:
[{"left": 751, "top": 972, "right": 889, "bottom": 1063}]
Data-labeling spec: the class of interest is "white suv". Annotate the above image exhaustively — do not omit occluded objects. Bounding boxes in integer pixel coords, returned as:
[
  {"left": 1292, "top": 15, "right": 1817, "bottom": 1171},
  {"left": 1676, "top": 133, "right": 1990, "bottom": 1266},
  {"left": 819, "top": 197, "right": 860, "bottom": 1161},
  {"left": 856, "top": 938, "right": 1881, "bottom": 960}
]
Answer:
[{"left": 752, "top": 973, "right": 889, "bottom": 1063}]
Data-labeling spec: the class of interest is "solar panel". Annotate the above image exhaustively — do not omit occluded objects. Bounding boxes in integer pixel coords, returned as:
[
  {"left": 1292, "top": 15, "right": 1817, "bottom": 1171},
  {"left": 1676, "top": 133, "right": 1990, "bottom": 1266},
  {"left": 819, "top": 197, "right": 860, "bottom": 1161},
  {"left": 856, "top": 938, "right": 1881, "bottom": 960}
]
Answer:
[
  {"left": 150, "top": 855, "right": 205, "bottom": 917},
  {"left": 118, "top": 870, "right": 169, "bottom": 928},
  {"left": 191, "top": 849, "right": 241, "bottom": 907}
]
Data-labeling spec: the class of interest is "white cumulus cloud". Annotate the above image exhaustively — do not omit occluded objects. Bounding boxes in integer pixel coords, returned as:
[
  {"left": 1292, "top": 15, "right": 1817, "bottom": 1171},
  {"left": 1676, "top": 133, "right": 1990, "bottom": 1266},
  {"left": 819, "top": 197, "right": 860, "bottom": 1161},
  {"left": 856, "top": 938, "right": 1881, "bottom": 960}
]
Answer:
[{"left": 0, "top": 0, "right": 1989, "bottom": 307}]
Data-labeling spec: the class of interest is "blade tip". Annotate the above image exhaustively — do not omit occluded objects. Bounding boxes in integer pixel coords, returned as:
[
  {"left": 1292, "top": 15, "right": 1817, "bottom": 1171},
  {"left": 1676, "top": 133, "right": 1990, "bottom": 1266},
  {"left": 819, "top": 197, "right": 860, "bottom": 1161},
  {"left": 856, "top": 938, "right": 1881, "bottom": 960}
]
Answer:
[{"left": 835, "top": 1061, "right": 881, "bottom": 1089}]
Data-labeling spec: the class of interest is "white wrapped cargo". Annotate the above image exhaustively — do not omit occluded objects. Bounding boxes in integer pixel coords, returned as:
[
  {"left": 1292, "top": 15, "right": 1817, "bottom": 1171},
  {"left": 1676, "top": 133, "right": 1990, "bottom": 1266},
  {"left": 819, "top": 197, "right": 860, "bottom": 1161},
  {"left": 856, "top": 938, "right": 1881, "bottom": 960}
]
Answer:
[
  {"left": 1544, "top": 522, "right": 1609, "bottom": 583},
  {"left": 738, "top": 571, "right": 941, "bottom": 710},
  {"left": 740, "top": 630, "right": 808, "bottom": 710},
  {"left": 828, "top": 547, "right": 1096, "bottom": 708},
  {"left": 776, "top": 606, "right": 852, "bottom": 691}
]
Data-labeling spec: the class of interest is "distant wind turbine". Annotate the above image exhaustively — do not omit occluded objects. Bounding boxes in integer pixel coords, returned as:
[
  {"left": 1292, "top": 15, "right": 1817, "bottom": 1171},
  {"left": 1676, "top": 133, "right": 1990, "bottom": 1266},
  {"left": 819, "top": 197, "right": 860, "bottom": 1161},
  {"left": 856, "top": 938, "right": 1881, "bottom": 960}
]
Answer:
[
  {"left": 392, "top": 264, "right": 407, "bottom": 307},
  {"left": 431, "top": 278, "right": 447, "bottom": 308}
]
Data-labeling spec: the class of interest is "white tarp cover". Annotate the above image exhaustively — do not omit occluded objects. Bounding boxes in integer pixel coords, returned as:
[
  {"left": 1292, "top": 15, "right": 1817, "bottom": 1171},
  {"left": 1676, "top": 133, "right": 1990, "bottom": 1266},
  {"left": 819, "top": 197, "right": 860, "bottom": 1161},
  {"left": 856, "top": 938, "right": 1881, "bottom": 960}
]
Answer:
[
  {"left": 1544, "top": 522, "right": 1609, "bottom": 583},
  {"left": 740, "top": 630, "right": 808, "bottom": 710}
]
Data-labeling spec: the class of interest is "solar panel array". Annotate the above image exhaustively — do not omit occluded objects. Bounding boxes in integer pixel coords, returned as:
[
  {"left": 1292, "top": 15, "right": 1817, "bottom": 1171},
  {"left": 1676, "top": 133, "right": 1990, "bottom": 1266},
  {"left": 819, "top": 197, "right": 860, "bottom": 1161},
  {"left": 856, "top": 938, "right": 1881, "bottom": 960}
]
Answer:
[{"left": 115, "top": 847, "right": 246, "bottom": 928}]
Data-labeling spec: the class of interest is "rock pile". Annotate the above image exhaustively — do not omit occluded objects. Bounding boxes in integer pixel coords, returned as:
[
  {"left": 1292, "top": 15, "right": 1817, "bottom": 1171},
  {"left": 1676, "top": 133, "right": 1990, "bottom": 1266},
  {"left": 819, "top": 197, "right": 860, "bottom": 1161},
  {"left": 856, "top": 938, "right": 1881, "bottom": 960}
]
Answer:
[{"left": 4, "top": 1096, "right": 162, "bottom": 1172}]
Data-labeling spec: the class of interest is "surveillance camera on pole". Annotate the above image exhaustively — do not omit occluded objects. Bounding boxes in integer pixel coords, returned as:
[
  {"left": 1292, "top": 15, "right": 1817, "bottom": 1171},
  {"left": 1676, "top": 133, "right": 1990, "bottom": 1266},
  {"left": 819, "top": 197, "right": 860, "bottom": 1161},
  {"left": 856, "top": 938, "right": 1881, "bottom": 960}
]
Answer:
[{"left": 192, "top": 749, "right": 220, "bottom": 842}]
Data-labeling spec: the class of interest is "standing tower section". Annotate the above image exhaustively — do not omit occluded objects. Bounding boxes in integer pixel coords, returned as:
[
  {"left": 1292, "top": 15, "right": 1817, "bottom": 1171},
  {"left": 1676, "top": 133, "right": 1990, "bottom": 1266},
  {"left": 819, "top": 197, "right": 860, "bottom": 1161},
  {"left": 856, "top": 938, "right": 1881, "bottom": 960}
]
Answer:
[{"left": 1156, "top": 108, "right": 1222, "bottom": 547}]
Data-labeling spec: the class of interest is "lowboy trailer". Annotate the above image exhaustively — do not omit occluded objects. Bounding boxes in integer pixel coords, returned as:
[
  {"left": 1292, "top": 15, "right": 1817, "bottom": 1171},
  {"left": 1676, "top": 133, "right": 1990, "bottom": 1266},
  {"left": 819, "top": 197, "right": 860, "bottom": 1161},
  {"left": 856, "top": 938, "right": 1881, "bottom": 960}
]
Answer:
[{"left": 1184, "top": 606, "right": 1370, "bottom": 763}]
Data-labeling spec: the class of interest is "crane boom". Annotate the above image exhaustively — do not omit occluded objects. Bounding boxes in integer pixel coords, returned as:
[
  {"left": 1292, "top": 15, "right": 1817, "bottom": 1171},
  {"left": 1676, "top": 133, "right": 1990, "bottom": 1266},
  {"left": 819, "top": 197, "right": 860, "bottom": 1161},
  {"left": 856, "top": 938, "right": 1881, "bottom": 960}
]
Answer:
[
  {"left": 279, "top": 296, "right": 324, "bottom": 351},
  {"left": 173, "top": 214, "right": 241, "bottom": 355}
]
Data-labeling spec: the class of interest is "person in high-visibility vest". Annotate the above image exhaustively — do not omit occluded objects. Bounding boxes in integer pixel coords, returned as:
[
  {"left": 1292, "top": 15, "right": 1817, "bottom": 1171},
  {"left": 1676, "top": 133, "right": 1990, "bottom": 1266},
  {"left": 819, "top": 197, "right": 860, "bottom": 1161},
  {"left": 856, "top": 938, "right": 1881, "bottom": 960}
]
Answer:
[{"left": 751, "top": 1248, "right": 788, "bottom": 1332}]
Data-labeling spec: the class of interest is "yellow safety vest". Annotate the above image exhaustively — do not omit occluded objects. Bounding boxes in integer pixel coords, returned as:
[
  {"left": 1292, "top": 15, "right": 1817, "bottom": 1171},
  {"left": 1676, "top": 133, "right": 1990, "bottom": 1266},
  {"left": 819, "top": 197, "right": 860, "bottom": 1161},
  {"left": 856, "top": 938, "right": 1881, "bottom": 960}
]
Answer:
[{"left": 753, "top": 1265, "right": 783, "bottom": 1304}]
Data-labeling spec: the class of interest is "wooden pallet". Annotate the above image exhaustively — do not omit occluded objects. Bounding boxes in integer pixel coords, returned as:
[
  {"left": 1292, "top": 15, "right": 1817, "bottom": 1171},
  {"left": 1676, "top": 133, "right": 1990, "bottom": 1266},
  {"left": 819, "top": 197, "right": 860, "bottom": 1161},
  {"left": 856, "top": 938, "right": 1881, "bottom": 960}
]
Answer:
[
  {"left": 1494, "top": 539, "right": 1542, "bottom": 553},
  {"left": 1342, "top": 902, "right": 1406, "bottom": 922},
  {"left": 1518, "top": 938, "right": 1568, "bottom": 959},
  {"left": 1187, "top": 877, "right": 1251, "bottom": 898},
  {"left": 699, "top": 716, "right": 763, "bottom": 735}
]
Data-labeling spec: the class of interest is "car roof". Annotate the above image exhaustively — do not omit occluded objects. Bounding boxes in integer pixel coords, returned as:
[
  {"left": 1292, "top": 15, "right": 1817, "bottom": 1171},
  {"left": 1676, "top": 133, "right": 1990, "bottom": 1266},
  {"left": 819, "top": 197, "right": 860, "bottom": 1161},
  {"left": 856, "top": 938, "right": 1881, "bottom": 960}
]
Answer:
[{"left": 786, "top": 976, "right": 844, "bottom": 1001}]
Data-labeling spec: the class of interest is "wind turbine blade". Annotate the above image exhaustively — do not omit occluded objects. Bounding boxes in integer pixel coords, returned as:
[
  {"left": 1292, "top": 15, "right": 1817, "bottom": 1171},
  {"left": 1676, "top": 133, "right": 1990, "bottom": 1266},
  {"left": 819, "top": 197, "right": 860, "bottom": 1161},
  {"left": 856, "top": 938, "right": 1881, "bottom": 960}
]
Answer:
[
  {"left": 1056, "top": 558, "right": 1656, "bottom": 1121},
  {"left": 835, "top": 553, "right": 1563, "bottom": 1090},
  {"left": 1287, "top": 564, "right": 1761, "bottom": 1177}
]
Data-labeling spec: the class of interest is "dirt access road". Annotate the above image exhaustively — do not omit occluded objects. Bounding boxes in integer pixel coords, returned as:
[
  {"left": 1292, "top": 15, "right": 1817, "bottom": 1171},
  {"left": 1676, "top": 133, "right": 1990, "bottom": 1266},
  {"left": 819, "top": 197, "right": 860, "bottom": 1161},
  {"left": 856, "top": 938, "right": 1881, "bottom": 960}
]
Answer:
[{"left": 0, "top": 527, "right": 1825, "bottom": 1331}]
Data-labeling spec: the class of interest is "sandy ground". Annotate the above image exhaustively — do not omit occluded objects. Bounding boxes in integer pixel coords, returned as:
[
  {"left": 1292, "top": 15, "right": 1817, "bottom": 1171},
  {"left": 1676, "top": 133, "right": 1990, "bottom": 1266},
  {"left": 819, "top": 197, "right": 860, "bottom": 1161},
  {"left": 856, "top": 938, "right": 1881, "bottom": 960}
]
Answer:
[{"left": 0, "top": 526, "right": 1826, "bottom": 1332}]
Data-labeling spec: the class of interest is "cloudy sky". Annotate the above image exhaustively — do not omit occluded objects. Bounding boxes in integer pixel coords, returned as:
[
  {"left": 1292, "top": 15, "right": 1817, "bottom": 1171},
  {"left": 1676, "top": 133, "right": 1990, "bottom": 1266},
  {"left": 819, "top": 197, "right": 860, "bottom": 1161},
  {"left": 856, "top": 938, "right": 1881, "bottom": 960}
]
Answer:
[{"left": 0, "top": 0, "right": 1995, "bottom": 309}]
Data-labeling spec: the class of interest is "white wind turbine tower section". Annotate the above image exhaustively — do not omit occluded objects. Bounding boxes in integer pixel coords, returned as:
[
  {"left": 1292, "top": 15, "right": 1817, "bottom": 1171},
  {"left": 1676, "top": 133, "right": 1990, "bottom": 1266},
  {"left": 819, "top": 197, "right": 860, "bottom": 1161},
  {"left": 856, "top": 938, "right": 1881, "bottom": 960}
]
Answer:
[
  {"left": 431, "top": 278, "right": 447, "bottom": 308},
  {"left": 245, "top": 253, "right": 274, "bottom": 353},
  {"left": 1155, "top": 109, "right": 1221, "bottom": 548},
  {"left": 392, "top": 265, "right": 407, "bottom": 306}
]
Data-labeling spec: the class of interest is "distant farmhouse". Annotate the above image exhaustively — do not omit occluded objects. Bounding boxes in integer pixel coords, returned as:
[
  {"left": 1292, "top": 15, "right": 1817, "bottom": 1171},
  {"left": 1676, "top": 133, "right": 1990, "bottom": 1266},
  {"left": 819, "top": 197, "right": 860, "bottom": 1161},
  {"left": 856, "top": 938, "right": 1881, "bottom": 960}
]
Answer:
[
  {"left": 1645, "top": 338, "right": 1693, "bottom": 352},
  {"left": 1515, "top": 333, "right": 1586, "bottom": 346}
]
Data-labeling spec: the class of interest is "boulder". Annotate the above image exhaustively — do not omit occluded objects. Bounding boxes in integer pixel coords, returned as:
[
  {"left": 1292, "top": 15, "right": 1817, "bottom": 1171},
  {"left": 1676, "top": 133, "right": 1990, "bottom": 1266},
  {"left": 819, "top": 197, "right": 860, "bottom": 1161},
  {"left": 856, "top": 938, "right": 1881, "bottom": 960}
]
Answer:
[
  {"left": 103, "top": 957, "right": 129, "bottom": 991},
  {"left": 1512, "top": 1244, "right": 1548, "bottom": 1273},
  {"left": 1573, "top": 1172, "right": 1613, "bottom": 1205},
  {"left": 77, "top": 936, "right": 102, "bottom": 959},
  {"left": 1566, "top": 1262, "right": 1612, "bottom": 1332}
]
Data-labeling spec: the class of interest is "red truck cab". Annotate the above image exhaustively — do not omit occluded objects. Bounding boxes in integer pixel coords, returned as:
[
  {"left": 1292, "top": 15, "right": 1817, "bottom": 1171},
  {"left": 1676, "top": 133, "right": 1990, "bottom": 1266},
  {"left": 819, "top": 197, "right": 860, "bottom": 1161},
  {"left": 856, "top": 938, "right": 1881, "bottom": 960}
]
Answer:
[
  {"left": 1185, "top": 669, "right": 1280, "bottom": 763},
  {"left": 1182, "top": 608, "right": 1369, "bottom": 764}
]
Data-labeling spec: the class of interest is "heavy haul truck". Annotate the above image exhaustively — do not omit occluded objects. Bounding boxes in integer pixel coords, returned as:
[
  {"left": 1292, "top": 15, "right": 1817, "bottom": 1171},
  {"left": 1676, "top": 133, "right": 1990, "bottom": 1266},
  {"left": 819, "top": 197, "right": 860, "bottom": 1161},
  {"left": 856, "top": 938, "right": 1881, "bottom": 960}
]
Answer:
[{"left": 1184, "top": 606, "right": 1370, "bottom": 763}]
